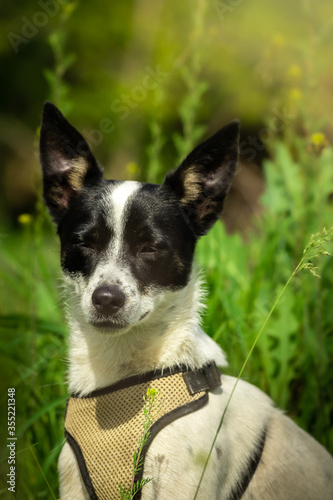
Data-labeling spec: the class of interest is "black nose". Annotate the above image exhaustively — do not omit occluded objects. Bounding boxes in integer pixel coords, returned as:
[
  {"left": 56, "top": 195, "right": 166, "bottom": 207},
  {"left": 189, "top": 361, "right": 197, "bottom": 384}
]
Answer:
[{"left": 92, "top": 286, "right": 126, "bottom": 315}]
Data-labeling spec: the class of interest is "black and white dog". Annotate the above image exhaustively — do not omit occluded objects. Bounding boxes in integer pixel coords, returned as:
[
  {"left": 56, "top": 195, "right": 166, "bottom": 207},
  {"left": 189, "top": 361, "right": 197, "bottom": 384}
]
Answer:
[{"left": 40, "top": 102, "right": 333, "bottom": 500}]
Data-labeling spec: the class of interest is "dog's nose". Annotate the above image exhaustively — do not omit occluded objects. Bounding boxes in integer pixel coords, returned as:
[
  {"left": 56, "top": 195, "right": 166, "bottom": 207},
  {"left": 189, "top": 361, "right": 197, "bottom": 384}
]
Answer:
[{"left": 92, "top": 286, "right": 125, "bottom": 315}]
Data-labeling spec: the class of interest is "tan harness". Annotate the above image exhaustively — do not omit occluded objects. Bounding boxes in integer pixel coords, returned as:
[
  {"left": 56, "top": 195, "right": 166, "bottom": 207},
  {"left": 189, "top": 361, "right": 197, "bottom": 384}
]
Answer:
[{"left": 64, "top": 363, "right": 221, "bottom": 500}]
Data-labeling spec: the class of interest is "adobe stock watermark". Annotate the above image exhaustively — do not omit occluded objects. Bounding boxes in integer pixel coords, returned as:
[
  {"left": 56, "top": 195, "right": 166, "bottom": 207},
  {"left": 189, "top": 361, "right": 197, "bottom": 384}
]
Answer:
[
  {"left": 82, "top": 65, "right": 170, "bottom": 148},
  {"left": 213, "top": 0, "right": 244, "bottom": 21},
  {"left": 7, "top": 388, "right": 16, "bottom": 494},
  {"left": 240, "top": 106, "right": 297, "bottom": 162},
  {"left": 7, "top": 0, "right": 68, "bottom": 54}
]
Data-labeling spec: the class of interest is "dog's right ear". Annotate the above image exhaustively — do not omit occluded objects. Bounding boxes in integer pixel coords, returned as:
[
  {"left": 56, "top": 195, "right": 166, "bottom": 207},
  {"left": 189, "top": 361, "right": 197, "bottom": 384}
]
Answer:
[
  {"left": 161, "top": 121, "right": 239, "bottom": 237},
  {"left": 39, "top": 102, "right": 104, "bottom": 223}
]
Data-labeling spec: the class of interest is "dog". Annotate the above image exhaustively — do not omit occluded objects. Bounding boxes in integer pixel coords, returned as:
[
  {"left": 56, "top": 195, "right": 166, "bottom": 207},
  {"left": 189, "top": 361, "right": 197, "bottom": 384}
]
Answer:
[{"left": 39, "top": 102, "right": 333, "bottom": 500}]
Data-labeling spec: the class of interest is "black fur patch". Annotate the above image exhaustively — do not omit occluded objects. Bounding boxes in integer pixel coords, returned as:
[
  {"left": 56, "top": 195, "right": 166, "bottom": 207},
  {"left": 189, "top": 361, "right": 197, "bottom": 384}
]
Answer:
[
  {"left": 58, "top": 182, "right": 114, "bottom": 277},
  {"left": 227, "top": 428, "right": 267, "bottom": 500},
  {"left": 121, "top": 184, "right": 196, "bottom": 291}
]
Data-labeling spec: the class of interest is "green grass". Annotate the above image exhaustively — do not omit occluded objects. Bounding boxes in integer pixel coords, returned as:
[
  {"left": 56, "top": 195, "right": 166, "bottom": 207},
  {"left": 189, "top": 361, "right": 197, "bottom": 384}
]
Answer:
[
  {"left": 0, "top": 205, "right": 67, "bottom": 499},
  {"left": 196, "top": 138, "right": 333, "bottom": 451}
]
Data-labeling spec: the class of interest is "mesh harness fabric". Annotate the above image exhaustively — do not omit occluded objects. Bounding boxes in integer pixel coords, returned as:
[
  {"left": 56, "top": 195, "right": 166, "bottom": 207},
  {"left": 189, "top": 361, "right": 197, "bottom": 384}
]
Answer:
[{"left": 64, "top": 362, "right": 222, "bottom": 500}]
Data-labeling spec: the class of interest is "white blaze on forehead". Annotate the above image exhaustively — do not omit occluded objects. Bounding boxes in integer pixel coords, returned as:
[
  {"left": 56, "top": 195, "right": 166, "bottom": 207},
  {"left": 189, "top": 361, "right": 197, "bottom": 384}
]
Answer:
[{"left": 106, "top": 181, "right": 141, "bottom": 251}]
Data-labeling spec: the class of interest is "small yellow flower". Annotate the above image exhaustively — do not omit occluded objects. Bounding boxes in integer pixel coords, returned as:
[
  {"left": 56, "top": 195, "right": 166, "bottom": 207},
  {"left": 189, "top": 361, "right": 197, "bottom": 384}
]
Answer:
[
  {"left": 309, "top": 132, "right": 329, "bottom": 153},
  {"left": 63, "top": 1, "right": 77, "bottom": 15},
  {"left": 311, "top": 132, "right": 328, "bottom": 147},
  {"left": 146, "top": 387, "right": 158, "bottom": 398},
  {"left": 18, "top": 213, "right": 33, "bottom": 225},
  {"left": 287, "top": 64, "right": 301, "bottom": 79},
  {"left": 126, "top": 162, "right": 139, "bottom": 176},
  {"left": 272, "top": 33, "right": 286, "bottom": 48},
  {"left": 289, "top": 88, "right": 302, "bottom": 101}
]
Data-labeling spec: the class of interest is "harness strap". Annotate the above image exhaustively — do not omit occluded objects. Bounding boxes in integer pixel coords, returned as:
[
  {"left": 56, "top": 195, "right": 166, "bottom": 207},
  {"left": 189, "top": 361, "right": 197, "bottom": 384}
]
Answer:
[
  {"left": 183, "top": 362, "right": 222, "bottom": 395},
  {"left": 68, "top": 362, "right": 221, "bottom": 400}
]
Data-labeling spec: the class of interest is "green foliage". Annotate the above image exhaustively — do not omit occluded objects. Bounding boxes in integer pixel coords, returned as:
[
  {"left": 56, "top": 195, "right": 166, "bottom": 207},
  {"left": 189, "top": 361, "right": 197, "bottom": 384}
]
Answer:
[
  {"left": 145, "top": 0, "right": 208, "bottom": 183},
  {"left": 196, "top": 138, "right": 333, "bottom": 449},
  {"left": 43, "top": 1, "right": 78, "bottom": 112},
  {"left": 172, "top": 0, "right": 208, "bottom": 164},
  {"left": 0, "top": 206, "right": 67, "bottom": 499},
  {"left": 145, "top": 86, "right": 168, "bottom": 184}
]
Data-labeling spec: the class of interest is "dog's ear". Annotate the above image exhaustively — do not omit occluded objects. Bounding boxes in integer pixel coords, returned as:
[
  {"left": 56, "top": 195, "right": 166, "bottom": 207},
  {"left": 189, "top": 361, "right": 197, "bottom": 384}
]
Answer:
[
  {"left": 39, "top": 102, "right": 104, "bottom": 223},
  {"left": 162, "top": 121, "right": 239, "bottom": 236}
]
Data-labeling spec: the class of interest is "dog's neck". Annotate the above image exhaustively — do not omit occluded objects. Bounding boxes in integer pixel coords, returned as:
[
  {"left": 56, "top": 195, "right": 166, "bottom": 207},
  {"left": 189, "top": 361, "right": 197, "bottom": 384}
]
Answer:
[{"left": 65, "top": 272, "right": 227, "bottom": 396}]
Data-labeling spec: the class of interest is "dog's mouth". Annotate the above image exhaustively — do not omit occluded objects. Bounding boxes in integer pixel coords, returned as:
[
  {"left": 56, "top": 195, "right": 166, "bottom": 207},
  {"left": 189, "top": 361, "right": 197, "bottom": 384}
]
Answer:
[
  {"left": 138, "top": 310, "right": 149, "bottom": 321},
  {"left": 90, "top": 318, "right": 129, "bottom": 332},
  {"left": 90, "top": 311, "right": 149, "bottom": 333}
]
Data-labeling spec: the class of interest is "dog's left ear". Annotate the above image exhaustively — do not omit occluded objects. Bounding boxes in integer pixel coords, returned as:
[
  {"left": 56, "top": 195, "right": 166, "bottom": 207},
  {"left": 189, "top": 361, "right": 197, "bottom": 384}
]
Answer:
[{"left": 162, "top": 121, "right": 239, "bottom": 236}]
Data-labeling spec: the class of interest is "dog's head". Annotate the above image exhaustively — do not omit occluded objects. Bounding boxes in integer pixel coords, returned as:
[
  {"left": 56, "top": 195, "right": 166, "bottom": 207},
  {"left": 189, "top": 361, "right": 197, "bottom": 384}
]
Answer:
[{"left": 39, "top": 102, "right": 239, "bottom": 336}]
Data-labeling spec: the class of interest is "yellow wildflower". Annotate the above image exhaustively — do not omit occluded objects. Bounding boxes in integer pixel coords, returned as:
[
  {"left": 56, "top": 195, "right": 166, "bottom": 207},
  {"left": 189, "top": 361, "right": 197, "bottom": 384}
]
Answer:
[
  {"left": 126, "top": 162, "right": 139, "bottom": 176},
  {"left": 311, "top": 132, "right": 328, "bottom": 147},
  {"left": 272, "top": 34, "right": 286, "bottom": 48},
  {"left": 146, "top": 387, "right": 158, "bottom": 398},
  {"left": 18, "top": 213, "right": 33, "bottom": 225},
  {"left": 63, "top": 1, "right": 77, "bottom": 16},
  {"left": 310, "top": 132, "right": 329, "bottom": 153},
  {"left": 289, "top": 88, "right": 302, "bottom": 101},
  {"left": 287, "top": 64, "right": 301, "bottom": 79}
]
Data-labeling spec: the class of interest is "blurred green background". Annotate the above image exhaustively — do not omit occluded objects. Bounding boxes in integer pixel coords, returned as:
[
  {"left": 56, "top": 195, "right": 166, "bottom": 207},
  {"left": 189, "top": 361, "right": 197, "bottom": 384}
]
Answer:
[{"left": 0, "top": 0, "right": 333, "bottom": 498}]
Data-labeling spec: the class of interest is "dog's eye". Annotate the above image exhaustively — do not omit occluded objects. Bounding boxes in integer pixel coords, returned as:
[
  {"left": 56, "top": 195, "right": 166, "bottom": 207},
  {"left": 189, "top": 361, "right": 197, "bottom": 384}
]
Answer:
[
  {"left": 71, "top": 233, "right": 96, "bottom": 249},
  {"left": 70, "top": 234, "right": 82, "bottom": 246},
  {"left": 80, "top": 240, "right": 94, "bottom": 249},
  {"left": 138, "top": 240, "right": 168, "bottom": 256},
  {"left": 83, "top": 231, "right": 100, "bottom": 248},
  {"left": 139, "top": 244, "right": 157, "bottom": 254}
]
